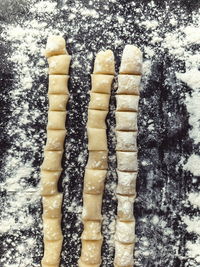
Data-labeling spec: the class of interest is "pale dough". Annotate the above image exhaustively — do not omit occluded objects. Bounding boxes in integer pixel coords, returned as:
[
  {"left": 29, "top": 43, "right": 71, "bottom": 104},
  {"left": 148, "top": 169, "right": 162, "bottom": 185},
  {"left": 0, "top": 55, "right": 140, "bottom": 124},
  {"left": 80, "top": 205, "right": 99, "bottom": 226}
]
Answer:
[
  {"left": 78, "top": 259, "right": 100, "bottom": 267},
  {"left": 83, "top": 169, "right": 107, "bottom": 195},
  {"left": 41, "top": 150, "right": 63, "bottom": 171},
  {"left": 87, "top": 110, "right": 108, "bottom": 129},
  {"left": 45, "top": 129, "right": 66, "bottom": 151},
  {"left": 116, "top": 131, "right": 137, "bottom": 152},
  {"left": 44, "top": 35, "right": 67, "bottom": 58},
  {"left": 115, "top": 111, "right": 138, "bottom": 131},
  {"left": 82, "top": 193, "right": 103, "bottom": 221},
  {"left": 114, "top": 241, "right": 134, "bottom": 267},
  {"left": 89, "top": 92, "right": 110, "bottom": 111},
  {"left": 48, "top": 94, "right": 69, "bottom": 111},
  {"left": 119, "top": 45, "right": 142, "bottom": 75},
  {"left": 116, "top": 171, "right": 137, "bottom": 196},
  {"left": 117, "top": 75, "right": 141, "bottom": 95},
  {"left": 93, "top": 50, "right": 115, "bottom": 75},
  {"left": 48, "top": 75, "right": 69, "bottom": 95},
  {"left": 91, "top": 74, "right": 114, "bottom": 94},
  {"left": 115, "top": 220, "right": 135, "bottom": 244},
  {"left": 117, "top": 151, "right": 138, "bottom": 172},
  {"left": 87, "top": 128, "right": 108, "bottom": 151},
  {"left": 116, "top": 95, "right": 139, "bottom": 112},
  {"left": 43, "top": 193, "right": 63, "bottom": 218},
  {"left": 40, "top": 170, "right": 61, "bottom": 196},
  {"left": 117, "top": 195, "right": 135, "bottom": 221},
  {"left": 47, "top": 111, "right": 67, "bottom": 130},
  {"left": 80, "top": 239, "right": 103, "bottom": 265},
  {"left": 48, "top": 55, "right": 71, "bottom": 75},
  {"left": 42, "top": 238, "right": 63, "bottom": 265},
  {"left": 43, "top": 215, "right": 63, "bottom": 241},
  {"left": 81, "top": 220, "right": 102, "bottom": 240},
  {"left": 86, "top": 151, "right": 108, "bottom": 170}
]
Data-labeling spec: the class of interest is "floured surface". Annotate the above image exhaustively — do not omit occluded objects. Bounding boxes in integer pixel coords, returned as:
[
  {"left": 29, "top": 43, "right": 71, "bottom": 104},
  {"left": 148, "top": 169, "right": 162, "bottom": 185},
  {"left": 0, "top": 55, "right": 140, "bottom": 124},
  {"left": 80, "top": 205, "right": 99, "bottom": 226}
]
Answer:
[{"left": 0, "top": 0, "right": 200, "bottom": 267}]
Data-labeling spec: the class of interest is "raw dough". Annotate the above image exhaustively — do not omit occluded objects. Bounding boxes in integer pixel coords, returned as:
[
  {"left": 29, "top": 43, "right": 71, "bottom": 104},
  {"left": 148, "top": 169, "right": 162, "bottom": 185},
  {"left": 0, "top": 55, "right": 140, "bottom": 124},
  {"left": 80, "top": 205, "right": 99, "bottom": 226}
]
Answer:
[
  {"left": 43, "top": 193, "right": 63, "bottom": 218},
  {"left": 91, "top": 74, "right": 114, "bottom": 94},
  {"left": 48, "top": 55, "right": 71, "bottom": 75},
  {"left": 48, "top": 75, "right": 69, "bottom": 95}
]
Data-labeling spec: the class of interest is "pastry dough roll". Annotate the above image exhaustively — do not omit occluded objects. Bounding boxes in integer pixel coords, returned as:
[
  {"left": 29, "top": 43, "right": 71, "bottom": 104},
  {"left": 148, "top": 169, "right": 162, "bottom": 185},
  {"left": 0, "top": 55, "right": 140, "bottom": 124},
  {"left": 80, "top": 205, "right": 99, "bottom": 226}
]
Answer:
[
  {"left": 117, "top": 75, "right": 141, "bottom": 95},
  {"left": 80, "top": 239, "right": 103, "bottom": 265},
  {"left": 115, "top": 220, "right": 135, "bottom": 244},
  {"left": 78, "top": 259, "right": 100, "bottom": 267},
  {"left": 117, "top": 151, "right": 138, "bottom": 172},
  {"left": 116, "top": 131, "right": 137, "bottom": 152},
  {"left": 47, "top": 111, "right": 67, "bottom": 130},
  {"left": 48, "top": 75, "right": 69, "bottom": 95},
  {"left": 87, "top": 110, "right": 108, "bottom": 129},
  {"left": 91, "top": 74, "right": 114, "bottom": 94},
  {"left": 115, "top": 112, "right": 137, "bottom": 131},
  {"left": 89, "top": 93, "right": 110, "bottom": 111},
  {"left": 82, "top": 193, "right": 103, "bottom": 221},
  {"left": 93, "top": 50, "right": 115, "bottom": 75},
  {"left": 40, "top": 170, "right": 61, "bottom": 196},
  {"left": 86, "top": 151, "right": 108, "bottom": 170},
  {"left": 41, "top": 151, "right": 63, "bottom": 171},
  {"left": 117, "top": 195, "right": 135, "bottom": 222},
  {"left": 83, "top": 169, "right": 107, "bottom": 195},
  {"left": 44, "top": 35, "right": 67, "bottom": 58},
  {"left": 119, "top": 45, "right": 142, "bottom": 75},
  {"left": 45, "top": 129, "right": 66, "bottom": 151},
  {"left": 81, "top": 220, "right": 102, "bottom": 240},
  {"left": 114, "top": 241, "right": 134, "bottom": 267},
  {"left": 116, "top": 95, "right": 139, "bottom": 112},
  {"left": 42, "top": 238, "right": 63, "bottom": 265},
  {"left": 48, "top": 55, "right": 71, "bottom": 75},
  {"left": 43, "top": 216, "right": 63, "bottom": 241},
  {"left": 43, "top": 193, "right": 63, "bottom": 218},
  {"left": 48, "top": 94, "right": 69, "bottom": 111},
  {"left": 116, "top": 171, "right": 137, "bottom": 196},
  {"left": 87, "top": 128, "right": 107, "bottom": 151}
]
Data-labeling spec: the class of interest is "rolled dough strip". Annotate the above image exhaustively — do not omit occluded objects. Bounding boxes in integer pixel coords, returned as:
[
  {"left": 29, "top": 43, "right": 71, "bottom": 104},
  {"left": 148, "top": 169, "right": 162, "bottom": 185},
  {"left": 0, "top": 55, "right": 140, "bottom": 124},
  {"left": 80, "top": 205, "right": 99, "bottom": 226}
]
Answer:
[
  {"left": 82, "top": 193, "right": 103, "bottom": 221},
  {"left": 41, "top": 150, "right": 63, "bottom": 171},
  {"left": 48, "top": 54, "right": 71, "bottom": 75},
  {"left": 115, "top": 220, "right": 135, "bottom": 244},
  {"left": 117, "top": 195, "right": 135, "bottom": 222},
  {"left": 40, "top": 170, "right": 61, "bottom": 196},
  {"left": 45, "top": 129, "right": 66, "bottom": 151},
  {"left": 48, "top": 75, "right": 69, "bottom": 95},
  {"left": 80, "top": 239, "right": 103, "bottom": 265},
  {"left": 42, "top": 238, "right": 63, "bottom": 265},
  {"left": 48, "top": 94, "right": 69, "bottom": 111},
  {"left": 114, "top": 241, "right": 134, "bottom": 267},
  {"left": 81, "top": 220, "right": 102, "bottom": 240},
  {"left": 43, "top": 193, "right": 63, "bottom": 218},
  {"left": 115, "top": 111, "right": 138, "bottom": 131},
  {"left": 83, "top": 169, "right": 107, "bottom": 195},
  {"left": 91, "top": 74, "right": 114, "bottom": 94},
  {"left": 86, "top": 151, "right": 108, "bottom": 170},
  {"left": 87, "top": 110, "right": 108, "bottom": 129},
  {"left": 93, "top": 50, "right": 115, "bottom": 75},
  {"left": 89, "top": 92, "right": 110, "bottom": 110},
  {"left": 116, "top": 95, "right": 139, "bottom": 112},
  {"left": 43, "top": 215, "right": 63, "bottom": 241},
  {"left": 116, "top": 171, "right": 137, "bottom": 196},
  {"left": 47, "top": 111, "right": 67, "bottom": 130},
  {"left": 119, "top": 45, "right": 142, "bottom": 75},
  {"left": 116, "top": 131, "right": 137, "bottom": 152},
  {"left": 78, "top": 259, "right": 100, "bottom": 267},
  {"left": 117, "top": 151, "right": 138, "bottom": 172},
  {"left": 87, "top": 128, "right": 108, "bottom": 151},
  {"left": 44, "top": 35, "right": 67, "bottom": 58},
  {"left": 117, "top": 75, "right": 141, "bottom": 95}
]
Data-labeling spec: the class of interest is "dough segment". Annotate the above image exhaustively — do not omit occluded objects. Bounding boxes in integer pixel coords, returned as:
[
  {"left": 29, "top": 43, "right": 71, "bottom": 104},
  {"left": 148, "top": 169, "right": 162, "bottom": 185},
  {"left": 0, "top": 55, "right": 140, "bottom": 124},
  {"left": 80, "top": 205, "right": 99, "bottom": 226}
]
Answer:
[
  {"left": 41, "top": 36, "right": 71, "bottom": 266},
  {"left": 79, "top": 50, "right": 115, "bottom": 266},
  {"left": 114, "top": 45, "right": 142, "bottom": 267}
]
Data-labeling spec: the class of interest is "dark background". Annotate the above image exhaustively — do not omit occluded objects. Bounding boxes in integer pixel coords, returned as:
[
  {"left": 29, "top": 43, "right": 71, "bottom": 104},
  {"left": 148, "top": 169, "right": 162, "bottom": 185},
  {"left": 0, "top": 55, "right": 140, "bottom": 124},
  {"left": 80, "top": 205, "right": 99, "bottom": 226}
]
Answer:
[{"left": 0, "top": 0, "right": 200, "bottom": 266}]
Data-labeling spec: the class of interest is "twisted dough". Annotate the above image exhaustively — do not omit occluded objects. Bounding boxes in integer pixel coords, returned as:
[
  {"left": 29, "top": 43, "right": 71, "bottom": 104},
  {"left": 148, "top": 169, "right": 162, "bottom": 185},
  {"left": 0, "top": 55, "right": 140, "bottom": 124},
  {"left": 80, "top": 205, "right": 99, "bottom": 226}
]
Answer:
[
  {"left": 41, "top": 35, "right": 71, "bottom": 267},
  {"left": 79, "top": 50, "right": 115, "bottom": 266},
  {"left": 114, "top": 45, "right": 142, "bottom": 267}
]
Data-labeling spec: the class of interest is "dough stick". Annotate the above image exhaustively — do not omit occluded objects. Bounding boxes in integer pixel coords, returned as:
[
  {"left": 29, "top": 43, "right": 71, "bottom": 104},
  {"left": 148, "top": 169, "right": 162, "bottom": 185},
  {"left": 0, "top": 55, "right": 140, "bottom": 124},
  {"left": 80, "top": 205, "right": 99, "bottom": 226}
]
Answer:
[
  {"left": 41, "top": 35, "right": 71, "bottom": 267},
  {"left": 79, "top": 50, "right": 115, "bottom": 266},
  {"left": 114, "top": 45, "right": 142, "bottom": 267}
]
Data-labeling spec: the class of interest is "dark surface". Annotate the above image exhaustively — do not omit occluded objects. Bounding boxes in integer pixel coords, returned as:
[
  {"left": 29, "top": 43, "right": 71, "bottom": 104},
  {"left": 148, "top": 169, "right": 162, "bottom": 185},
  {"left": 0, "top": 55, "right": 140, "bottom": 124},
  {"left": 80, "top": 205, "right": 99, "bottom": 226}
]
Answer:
[{"left": 0, "top": 0, "right": 199, "bottom": 267}]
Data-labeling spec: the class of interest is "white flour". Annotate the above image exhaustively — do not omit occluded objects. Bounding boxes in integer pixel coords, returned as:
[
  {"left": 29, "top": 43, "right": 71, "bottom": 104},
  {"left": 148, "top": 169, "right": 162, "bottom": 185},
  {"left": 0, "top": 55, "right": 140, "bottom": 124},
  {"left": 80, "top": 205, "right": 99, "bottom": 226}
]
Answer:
[{"left": 0, "top": 0, "right": 200, "bottom": 266}]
